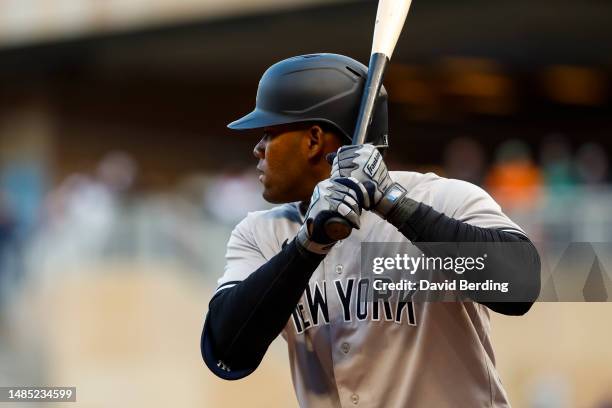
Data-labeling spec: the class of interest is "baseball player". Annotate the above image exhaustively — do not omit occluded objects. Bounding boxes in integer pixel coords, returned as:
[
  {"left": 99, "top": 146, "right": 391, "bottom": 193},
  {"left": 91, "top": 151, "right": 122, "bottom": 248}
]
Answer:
[{"left": 201, "top": 54, "right": 540, "bottom": 407}]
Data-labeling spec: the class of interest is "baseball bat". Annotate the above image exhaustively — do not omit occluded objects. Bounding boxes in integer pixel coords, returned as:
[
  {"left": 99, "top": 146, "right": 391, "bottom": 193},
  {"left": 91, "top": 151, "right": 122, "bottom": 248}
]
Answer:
[{"left": 324, "top": 0, "right": 413, "bottom": 241}]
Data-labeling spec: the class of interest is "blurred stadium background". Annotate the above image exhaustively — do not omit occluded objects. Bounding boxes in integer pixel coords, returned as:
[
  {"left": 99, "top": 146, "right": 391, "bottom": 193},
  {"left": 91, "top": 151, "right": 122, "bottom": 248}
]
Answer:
[{"left": 0, "top": 0, "right": 611, "bottom": 407}]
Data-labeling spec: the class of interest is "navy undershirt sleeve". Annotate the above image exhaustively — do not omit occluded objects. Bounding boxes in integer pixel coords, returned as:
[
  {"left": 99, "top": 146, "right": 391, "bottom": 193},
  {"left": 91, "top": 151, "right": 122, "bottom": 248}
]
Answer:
[
  {"left": 388, "top": 197, "right": 541, "bottom": 315},
  {"left": 201, "top": 238, "right": 323, "bottom": 380}
]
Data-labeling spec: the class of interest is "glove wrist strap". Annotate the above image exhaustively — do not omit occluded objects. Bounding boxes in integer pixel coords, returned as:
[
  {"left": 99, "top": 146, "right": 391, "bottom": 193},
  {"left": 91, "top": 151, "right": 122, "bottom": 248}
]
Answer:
[
  {"left": 374, "top": 183, "right": 408, "bottom": 218},
  {"left": 296, "top": 225, "right": 335, "bottom": 255}
]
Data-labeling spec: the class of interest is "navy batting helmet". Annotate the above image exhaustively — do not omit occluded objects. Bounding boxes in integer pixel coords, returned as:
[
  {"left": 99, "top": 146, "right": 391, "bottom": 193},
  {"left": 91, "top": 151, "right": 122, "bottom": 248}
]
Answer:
[{"left": 228, "top": 53, "right": 389, "bottom": 148}]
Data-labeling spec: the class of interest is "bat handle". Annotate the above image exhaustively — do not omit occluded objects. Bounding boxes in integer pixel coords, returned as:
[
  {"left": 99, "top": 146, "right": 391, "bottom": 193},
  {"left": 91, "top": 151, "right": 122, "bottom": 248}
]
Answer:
[
  {"left": 324, "top": 217, "right": 352, "bottom": 241},
  {"left": 351, "top": 52, "right": 389, "bottom": 145}
]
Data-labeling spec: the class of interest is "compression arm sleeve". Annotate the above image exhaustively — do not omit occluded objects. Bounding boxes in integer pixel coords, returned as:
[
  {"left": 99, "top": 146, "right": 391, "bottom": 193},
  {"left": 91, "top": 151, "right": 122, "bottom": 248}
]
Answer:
[
  {"left": 201, "top": 239, "right": 324, "bottom": 380},
  {"left": 386, "top": 197, "right": 541, "bottom": 316}
]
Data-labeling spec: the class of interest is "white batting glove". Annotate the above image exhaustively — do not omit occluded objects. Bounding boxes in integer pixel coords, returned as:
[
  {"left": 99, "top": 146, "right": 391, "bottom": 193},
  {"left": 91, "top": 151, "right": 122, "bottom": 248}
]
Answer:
[
  {"left": 297, "top": 177, "right": 363, "bottom": 255},
  {"left": 331, "top": 144, "right": 407, "bottom": 218}
]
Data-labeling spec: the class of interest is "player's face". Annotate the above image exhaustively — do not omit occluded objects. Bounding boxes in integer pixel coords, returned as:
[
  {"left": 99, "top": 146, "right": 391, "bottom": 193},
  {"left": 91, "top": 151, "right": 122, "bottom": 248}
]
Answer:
[{"left": 253, "top": 125, "right": 314, "bottom": 203}]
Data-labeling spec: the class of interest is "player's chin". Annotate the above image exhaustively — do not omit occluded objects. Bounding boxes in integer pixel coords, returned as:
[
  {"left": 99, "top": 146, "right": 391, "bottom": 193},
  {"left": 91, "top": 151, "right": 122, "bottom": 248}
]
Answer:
[
  {"left": 262, "top": 187, "right": 284, "bottom": 204},
  {"left": 262, "top": 185, "right": 296, "bottom": 204}
]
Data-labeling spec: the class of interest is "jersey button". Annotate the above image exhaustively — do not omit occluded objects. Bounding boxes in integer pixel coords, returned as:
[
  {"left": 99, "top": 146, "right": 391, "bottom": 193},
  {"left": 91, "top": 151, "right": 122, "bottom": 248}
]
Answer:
[
  {"left": 341, "top": 342, "right": 350, "bottom": 354},
  {"left": 351, "top": 394, "right": 359, "bottom": 405},
  {"left": 335, "top": 264, "right": 343, "bottom": 274}
]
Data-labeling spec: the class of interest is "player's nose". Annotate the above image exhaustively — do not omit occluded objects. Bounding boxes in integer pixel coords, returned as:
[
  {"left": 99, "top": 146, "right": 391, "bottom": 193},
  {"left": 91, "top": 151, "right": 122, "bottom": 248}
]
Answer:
[{"left": 253, "top": 137, "right": 266, "bottom": 159}]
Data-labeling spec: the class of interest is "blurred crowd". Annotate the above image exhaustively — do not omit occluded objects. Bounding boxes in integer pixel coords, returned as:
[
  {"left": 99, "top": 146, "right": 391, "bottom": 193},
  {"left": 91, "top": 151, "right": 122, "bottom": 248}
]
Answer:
[
  {"left": 442, "top": 135, "right": 610, "bottom": 243},
  {"left": 443, "top": 135, "right": 608, "bottom": 209},
  {"left": 0, "top": 150, "right": 270, "bottom": 310}
]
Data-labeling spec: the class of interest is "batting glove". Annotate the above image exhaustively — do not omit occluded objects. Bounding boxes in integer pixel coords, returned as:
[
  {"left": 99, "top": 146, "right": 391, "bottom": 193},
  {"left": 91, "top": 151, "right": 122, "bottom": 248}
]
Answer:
[
  {"left": 297, "top": 177, "right": 364, "bottom": 255},
  {"left": 330, "top": 144, "right": 407, "bottom": 218}
]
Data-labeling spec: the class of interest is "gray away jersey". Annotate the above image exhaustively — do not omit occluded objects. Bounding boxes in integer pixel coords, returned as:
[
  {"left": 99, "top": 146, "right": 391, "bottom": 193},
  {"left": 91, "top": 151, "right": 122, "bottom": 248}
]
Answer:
[{"left": 214, "top": 172, "right": 525, "bottom": 408}]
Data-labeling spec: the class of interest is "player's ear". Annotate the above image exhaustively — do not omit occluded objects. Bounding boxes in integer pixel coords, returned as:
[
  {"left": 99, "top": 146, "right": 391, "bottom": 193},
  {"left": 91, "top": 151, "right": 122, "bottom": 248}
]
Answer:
[{"left": 305, "top": 125, "right": 325, "bottom": 160}]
